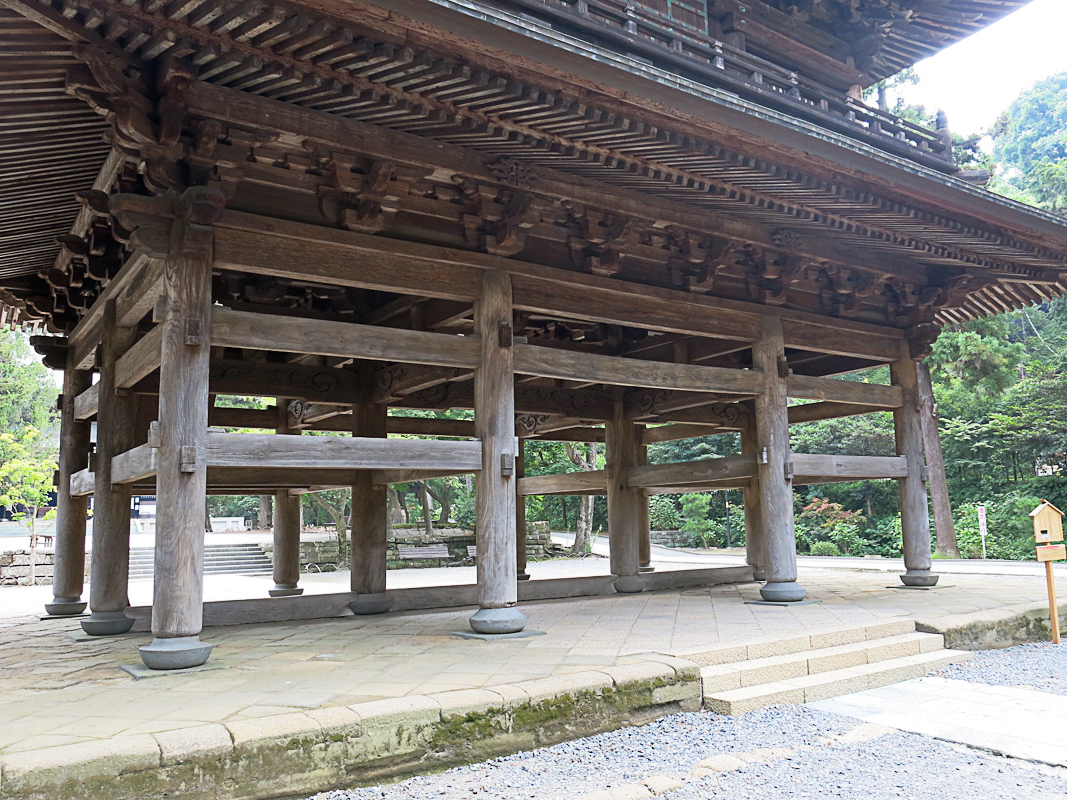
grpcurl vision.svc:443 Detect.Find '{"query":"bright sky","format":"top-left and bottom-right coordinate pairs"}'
top-left (897, 0), bottom-right (1067, 136)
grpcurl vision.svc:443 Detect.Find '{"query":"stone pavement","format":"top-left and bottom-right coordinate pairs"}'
top-left (810, 676), bottom-right (1067, 768)
top-left (0, 565), bottom-right (1060, 758)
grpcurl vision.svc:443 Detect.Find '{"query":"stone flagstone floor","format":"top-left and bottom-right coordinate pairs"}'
top-left (0, 565), bottom-right (1059, 756)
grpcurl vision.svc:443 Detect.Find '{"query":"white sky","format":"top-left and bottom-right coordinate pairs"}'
top-left (897, 0), bottom-right (1067, 136)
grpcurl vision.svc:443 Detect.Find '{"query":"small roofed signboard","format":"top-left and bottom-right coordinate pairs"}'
top-left (1030, 500), bottom-right (1064, 645)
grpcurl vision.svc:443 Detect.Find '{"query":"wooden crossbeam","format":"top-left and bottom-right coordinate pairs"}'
top-left (517, 470), bottom-right (608, 496)
top-left (513, 344), bottom-right (762, 395)
top-left (70, 468), bottom-right (94, 497)
top-left (211, 307), bottom-right (482, 369)
top-left (114, 325), bottom-right (161, 389)
top-left (628, 454), bottom-right (756, 488)
top-left (791, 453), bottom-right (909, 483)
top-left (788, 400), bottom-right (894, 424)
top-left (786, 375), bottom-right (903, 407)
top-left (73, 383), bottom-right (99, 420)
top-left (371, 468), bottom-right (477, 485)
top-left (114, 257), bottom-right (164, 328)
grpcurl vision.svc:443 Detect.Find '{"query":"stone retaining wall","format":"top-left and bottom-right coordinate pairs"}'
top-left (0, 550), bottom-right (55, 586)
top-left (650, 530), bottom-right (691, 549)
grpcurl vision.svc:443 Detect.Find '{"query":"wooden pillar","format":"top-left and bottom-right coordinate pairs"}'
top-left (349, 390), bottom-right (391, 615)
top-left (892, 343), bottom-right (938, 587)
top-left (516, 437), bottom-right (529, 580)
top-left (637, 431), bottom-right (654, 573)
top-left (470, 270), bottom-right (526, 634)
top-left (607, 397), bottom-right (643, 593)
top-left (81, 302), bottom-right (138, 635)
top-left (918, 361), bottom-right (959, 558)
top-left (270, 402), bottom-right (303, 597)
top-left (753, 317), bottom-right (804, 602)
top-left (740, 420), bottom-right (766, 580)
top-left (138, 187), bottom-right (223, 670)
top-left (46, 361), bottom-right (92, 616)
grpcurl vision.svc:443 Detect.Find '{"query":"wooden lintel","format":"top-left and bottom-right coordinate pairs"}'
top-left (513, 344), bottom-right (762, 394)
top-left (791, 453), bottom-right (909, 483)
top-left (211, 307), bottom-right (482, 369)
top-left (788, 400), bottom-right (893, 424)
top-left (786, 375), bottom-right (903, 407)
top-left (205, 432), bottom-right (482, 471)
top-left (517, 470), bottom-right (608, 496)
top-left (70, 467), bottom-right (95, 497)
top-left (371, 467), bottom-right (477, 485)
top-left (73, 383), bottom-right (99, 420)
top-left (371, 363), bottom-right (473, 404)
top-left (115, 258), bottom-right (165, 328)
top-left (628, 454), bottom-right (757, 489)
top-left (641, 423), bottom-right (726, 445)
top-left (111, 443), bottom-right (158, 485)
top-left (114, 325), bottom-right (162, 390)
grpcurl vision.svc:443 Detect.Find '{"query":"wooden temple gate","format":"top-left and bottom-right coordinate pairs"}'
top-left (2, 0), bottom-right (1065, 669)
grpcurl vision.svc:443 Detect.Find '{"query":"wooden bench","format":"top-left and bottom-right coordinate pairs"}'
top-left (397, 544), bottom-right (450, 562)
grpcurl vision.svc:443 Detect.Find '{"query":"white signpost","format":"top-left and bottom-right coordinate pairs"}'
top-left (977, 504), bottom-right (988, 559)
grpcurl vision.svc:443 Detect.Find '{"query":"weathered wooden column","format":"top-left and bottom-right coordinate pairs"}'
top-left (637, 430), bottom-right (654, 573)
top-left (138, 187), bottom-right (223, 670)
top-left (892, 342), bottom-right (939, 587)
top-left (753, 317), bottom-right (804, 602)
top-left (740, 419), bottom-right (766, 581)
top-left (607, 396), bottom-right (643, 593)
top-left (471, 270), bottom-right (526, 633)
top-left (270, 402), bottom-right (303, 597)
top-left (349, 387), bottom-right (391, 615)
top-left (918, 361), bottom-right (959, 558)
top-left (46, 359), bottom-right (92, 616)
top-left (81, 302), bottom-right (138, 635)
top-left (516, 437), bottom-right (529, 581)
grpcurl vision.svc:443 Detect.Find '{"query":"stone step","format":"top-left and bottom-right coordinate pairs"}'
top-left (699, 631), bottom-right (945, 692)
top-left (704, 649), bottom-right (973, 715)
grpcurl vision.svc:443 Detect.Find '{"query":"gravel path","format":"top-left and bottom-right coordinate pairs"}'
top-left (931, 642), bottom-right (1067, 696)
top-left (311, 703), bottom-right (1067, 800)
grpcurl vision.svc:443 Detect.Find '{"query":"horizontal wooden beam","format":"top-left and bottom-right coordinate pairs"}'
top-left (69, 251), bottom-right (157, 370)
top-left (114, 257), bottom-right (165, 328)
top-left (628, 454), bottom-right (756, 488)
top-left (787, 400), bottom-right (893, 424)
top-left (517, 470), bottom-right (608, 497)
top-left (791, 453), bottom-right (909, 483)
top-left (114, 325), bottom-right (161, 390)
top-left (513, 344), bottom-right (762, 395)
top-left (111, 443), bottom-right (158, 485)
top-left (70, 468), bottom-right (94, 497)
top-left (371, 468), bottom-right (476, 485)
top-left (786, 375), bottom-right (903, 407)
top-left (73, 383), bottom-right (99, 420)
top-left (641, 423), bottom-right (727, 445)
top-left (211, 308), bottom-right (481, 369)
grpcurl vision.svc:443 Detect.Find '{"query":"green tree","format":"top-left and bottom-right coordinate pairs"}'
top-left (0, 427), bottom-right (57, 586)
top-left (679, 493), bottom-right (713, 548)
top-left (0, 331), bottom-right (57, 435)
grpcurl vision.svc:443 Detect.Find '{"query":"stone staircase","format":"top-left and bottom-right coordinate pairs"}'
top-left (673, 619), bottom-right (973, 715)
top-left (127, 544), bottom-right (273, 580)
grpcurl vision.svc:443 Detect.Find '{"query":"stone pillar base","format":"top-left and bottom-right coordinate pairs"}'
top-left (139, 636), bottom-right (213, 670)
top-left (900, 569), bottom-right (939, 587)
top-left (760, 581), bottom-right (806, 602)
top-left (349, 593), bottom-right (393, 615)
top-left (613, 575), bottom-right (645, 594)
top-left (269, 584), bottom-right (304, 597)
top-left (469, 607), bottom-right (527, 635)
top-left (45, 597), bottom-right (86, 616)
top-left (81, 610), bottom-right (135, 636)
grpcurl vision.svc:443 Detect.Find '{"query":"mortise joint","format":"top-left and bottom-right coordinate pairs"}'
top-left (777, 355), bottom-right (790, 379)
top-left (501, 452), bottom-right (515, 477)
top-left (498, 320), bottom-right (513, 348)
top-left (152, 295), bottom-right (168, 324)
top-left (784, 461), bottom-right (794, 480)
top-left (180, 445), bottom-right (199, 472)
top-left (184, 319), bottom-right (203, 346)
top-left (147, 421), bottom-right (161, 450)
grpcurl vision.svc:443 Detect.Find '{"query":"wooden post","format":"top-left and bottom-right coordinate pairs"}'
top-left (46, 361), bottom-right (92, 616)
top-left (892, 342), bottom-right (938, 587)
top-left (81, 301), bottom-right (138, 635)
top-left (270, 401), bottom-right (303, 597)
top-left (139, 187), bottom-right (224, 670)
top-left (1047, 561), bottom-right (1061, 645)
top-left (607, 396), bottom-right (643, 593)
top-left (740, 420), bottom-right (766, 581)
top-left (349, 388), bottom-right (391, 615)
top-left (516, 437), bottom-right (529, 580)
top-left (918, 361), bottom-right (959, 558)
top-left (753, 317), bottom-right (804, 602)
top-left (637, 430), bottom-right (654, 573)
top-left (470, 270), bottom-right (526, 633)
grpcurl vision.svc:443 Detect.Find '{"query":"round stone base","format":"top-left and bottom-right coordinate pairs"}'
top-left (269, 585), bottom-right (304, 597)
top-left (613, 575), bottom-right (645, 594)
top-left (469, 606), bottom-right (527, 635)
top-left (81, 610), bottom-right (135, 636)
top-left (139, 636), bottom-right (213, 670)
top-left (349, 593), bottom-right (393, 615)
top-left (900, 570), bottom-right (939, 587)
top-left (760, 581), bottom-right (807, 602)
top-left (45, 597), bottom-right (86, 616)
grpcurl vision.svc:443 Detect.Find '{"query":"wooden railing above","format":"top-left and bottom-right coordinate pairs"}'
top-left (489, 0), bottom-right (956, 171)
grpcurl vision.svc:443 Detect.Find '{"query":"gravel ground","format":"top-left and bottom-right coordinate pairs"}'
top-left (310, 704), bottom-right (1067, 800)
top-left (931, 642), bottom-right (1067, 695)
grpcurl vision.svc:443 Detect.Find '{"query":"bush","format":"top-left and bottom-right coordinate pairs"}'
top-left (680, 493), bottom-right (714, 548)
top-left (810, 541), bottom-right (841, 557)
top-left (796, 497), bottom-right (869, 555)
top-left (649, 495), bottom-right (681, 531)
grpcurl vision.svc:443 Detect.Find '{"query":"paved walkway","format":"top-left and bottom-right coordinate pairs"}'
top-left (0, 564), bottom-right (1059, 756)
top-left (811, 676), bottom-right (1067, 767)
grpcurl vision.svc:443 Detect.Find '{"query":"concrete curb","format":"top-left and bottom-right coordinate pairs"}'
top-left (916, 600), bottom-right (1067, 650)
top-left (0, 658), bottom-right (702, 800)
